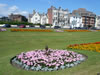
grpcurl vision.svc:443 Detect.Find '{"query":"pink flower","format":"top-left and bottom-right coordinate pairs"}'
top-left (23, 60), bottom-right (27, 64)
top-left (56, 64), bottom-right (60, 67)
top-left (16, 49), bottom-right (84, 68)
top-left (30, 62), bottom-right (33, 65)
top-left (26, 61), bottom-right (31, 66)
top-left (73, 58), bottom-right (77, 61)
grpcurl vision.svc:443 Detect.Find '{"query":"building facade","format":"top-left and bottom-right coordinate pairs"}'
top-left (40, 13), bottom-right (48, 25)
top-left (47, 6), bottom-right (70, 28)
top-left (9, 13), bottom-right (28, 22)
top-left (95, 16), bottom-right (100, 29)
top-left (69, 13), bottom-right (83, 29)
top-left (28, 10), bottom-right (48, 25)
top-left (72, 8), bottom-right (96, 28)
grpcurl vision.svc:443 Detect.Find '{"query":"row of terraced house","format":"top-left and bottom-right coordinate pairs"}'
top-left (28, 6), bottom-right (100, 29)
top-left (1, 6), bottom-right (100, 29)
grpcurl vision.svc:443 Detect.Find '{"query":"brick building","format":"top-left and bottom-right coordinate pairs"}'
top-left (9, 13), bottom-right (28, 22)
top-left (47, 6), bottom-right (70, 28)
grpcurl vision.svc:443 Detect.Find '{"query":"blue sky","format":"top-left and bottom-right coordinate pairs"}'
top-left (0, 0), bottom-right (100, 17)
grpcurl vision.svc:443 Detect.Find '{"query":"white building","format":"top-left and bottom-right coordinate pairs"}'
top-left (48, 6), bottom-right (70, 28)
top-left (28, 10), bottom-right (48, 25)
top-left (69, 13), bottom-right (83, 29)
top-left (95, 16), bottom-right (100, 29)
top-left (40, 13), bottom-right (48, 25)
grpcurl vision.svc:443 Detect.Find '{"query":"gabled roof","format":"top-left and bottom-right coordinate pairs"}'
top-left (29, 11), bottom-right (48, 18)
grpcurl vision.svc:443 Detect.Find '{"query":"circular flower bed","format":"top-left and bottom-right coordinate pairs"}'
top-left (11, 49), bottom-right (86, 71)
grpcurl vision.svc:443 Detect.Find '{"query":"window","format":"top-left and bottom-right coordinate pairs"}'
top-left (56, 17), bottom-right (57, 20)
top-left (35, 17), bottom-right (37, 20)
top-left (54, 12), bottom-right (57, 15)
top-left (55, 13), bottom-right (57, 15)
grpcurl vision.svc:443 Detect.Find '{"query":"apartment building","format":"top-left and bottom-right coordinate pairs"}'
top-left (72, 8), bottom-right (96, 28)
top-left (47, 6), bottom-right (70, 28)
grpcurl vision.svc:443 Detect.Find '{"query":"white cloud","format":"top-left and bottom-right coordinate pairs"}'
top-left (8, 5), bottom-right (19, 12)
top-left (0, 3), bottom-right (29, 17)
top-left (0, 4), bottom-right (7, 7)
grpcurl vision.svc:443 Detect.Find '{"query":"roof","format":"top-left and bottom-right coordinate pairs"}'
top-left (72, 8), bottom-right (96, 17)
top-left (29, 11), bottom-right (48, 18)
top-left (69, 13), bottom-right (81, 17)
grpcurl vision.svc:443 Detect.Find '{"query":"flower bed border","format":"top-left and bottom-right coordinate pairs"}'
top-left (11, 29), bottom-right (53, 32)
top-left (10, 49), bottom-right (87, 71)
top-left (64, 30), bottom-right (91, 32)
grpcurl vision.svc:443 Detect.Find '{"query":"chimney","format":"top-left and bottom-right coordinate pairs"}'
top-left (33, 10), bottom-right (36, 14)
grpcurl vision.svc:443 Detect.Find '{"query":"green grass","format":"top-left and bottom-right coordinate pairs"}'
top-left (0, 29), bottom-right (100, 75)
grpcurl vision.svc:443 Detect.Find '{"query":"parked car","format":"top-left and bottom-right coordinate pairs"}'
top-left (90, 27), bottom-right (97, 30)
top-left (19, 25), bottom-right (26, 28)
top-left (29, 25), bottom-right (35, 27)
top-left (3, 24), bottom-right (11, 28)
top-left (82, 27), bottom-right (88, 29)
top-left (11, 25), bottom-right (18, 28)
top-left (54, 26), bottom-right (61, 29)
top-left (74, 27), bottom-right (83, 29)
top-left (40, 25), bottom-right (46, 29)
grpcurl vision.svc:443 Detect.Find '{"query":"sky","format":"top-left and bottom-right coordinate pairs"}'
top-left (0, 0), bottom-right (100, 17)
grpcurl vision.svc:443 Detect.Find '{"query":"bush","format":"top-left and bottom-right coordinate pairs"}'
top-left (0, 21), bottom-right (33, 25)
top-left (44, 24), bottom-right (52, 26)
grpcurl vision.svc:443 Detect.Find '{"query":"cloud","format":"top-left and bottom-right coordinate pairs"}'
top-left (8, 5), bottom-right (19, 12)
top-left (0, 4), bottom-right (7, 7)
top-left (0, 3), bottom-right (29, 17)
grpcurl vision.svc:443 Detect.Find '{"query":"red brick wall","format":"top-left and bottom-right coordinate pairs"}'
top-left (47, 8), bottom-right (52, 24)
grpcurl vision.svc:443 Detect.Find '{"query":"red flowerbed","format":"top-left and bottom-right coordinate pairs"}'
top-left (64, 30), bottom-right (91, 32)
top-left (11, 29), bottom-right (53, 32)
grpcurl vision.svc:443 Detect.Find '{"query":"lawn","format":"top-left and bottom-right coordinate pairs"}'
top-left (0, 29), bottom-right (100, 75)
